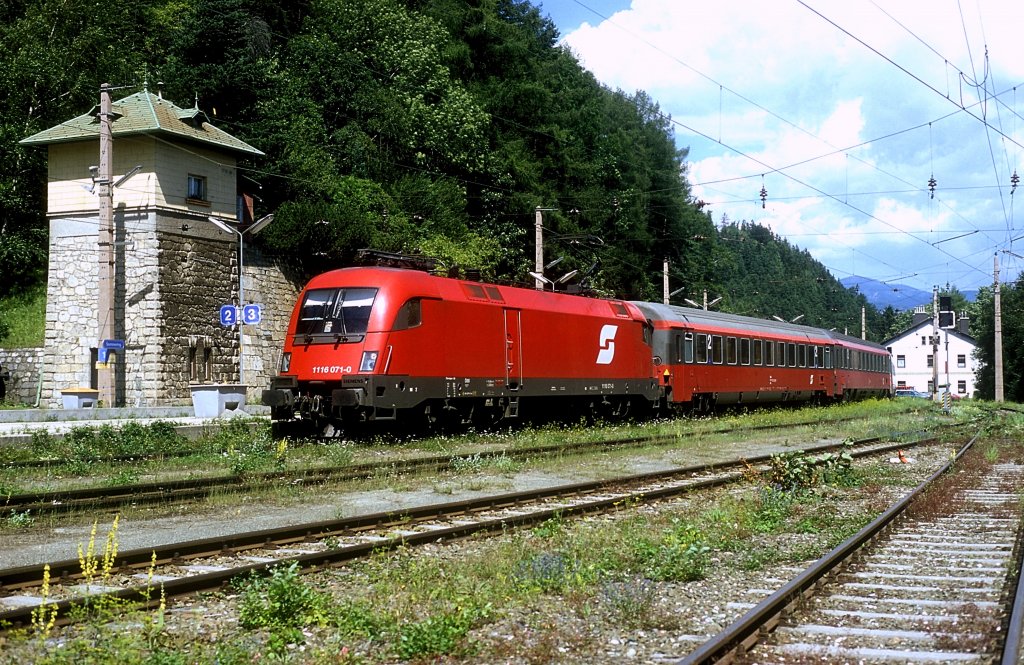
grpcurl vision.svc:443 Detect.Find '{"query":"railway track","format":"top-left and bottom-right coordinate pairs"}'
top-left (0, 435), bottom-right (930, 631)
top-left (680, 432), bottom-right (1024, 664)
top-left (0, 412), bottom-right (874, 471)
top-left (1, 418), bottom-right (935, 517)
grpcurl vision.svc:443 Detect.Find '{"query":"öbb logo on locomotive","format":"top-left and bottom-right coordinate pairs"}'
top-left (261, 264), bottom-right (893, 432)
top-left (596, 324), bottom-right (618, 365)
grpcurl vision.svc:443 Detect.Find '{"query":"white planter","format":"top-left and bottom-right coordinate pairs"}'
top-left (61, 388), bottom-right (99, 409)
top-left (189, 384), bottom-right (248, 418)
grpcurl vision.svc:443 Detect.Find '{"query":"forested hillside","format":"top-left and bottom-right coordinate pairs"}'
top-left (1, 0), bottom-right (887, 340)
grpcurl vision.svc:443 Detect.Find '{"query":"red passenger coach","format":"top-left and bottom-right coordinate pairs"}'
top-left (632, 303), bottom-right (892, 413)
top-left (263, 267), bottom-right (662, 432)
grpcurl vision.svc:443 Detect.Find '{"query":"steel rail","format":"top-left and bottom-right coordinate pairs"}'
top-left (1, 413), bottom-right (846, 470)
top-left (1, 416), bottom-right (920, 516)
top-left (0, 435), bottom-right (935, 630)
top-left (677, 431), bottom-right (980, 665)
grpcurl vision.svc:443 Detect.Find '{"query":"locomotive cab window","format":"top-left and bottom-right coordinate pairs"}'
top-left (296, 287), bottom-right (377, 338)
top-left (393, 298), bottom-right (423, 331)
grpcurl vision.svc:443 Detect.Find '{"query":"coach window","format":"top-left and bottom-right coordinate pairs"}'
top-left (765, 340), bottom-right (774, 366)
top-left (684, 333), bottom-right (694, 363)
top-left (753, 340), bottom-right (763, 365)
top-left (712, 335), bottom-right (724, 364)
top-left (726, 337), bottom-right (737, 365)
top-left (739, 338), bottom-right (751, 365)
top-left (695, 333), bottom-right (708, 363)
top-left (797, 344), bottom-right (806, 368)
top-left (824, 346), bottom-right (831, 368)
top-left (786, 343), bottom-right (796, 367)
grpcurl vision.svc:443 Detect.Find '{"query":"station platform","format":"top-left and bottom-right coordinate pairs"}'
top-left (0, 405), bottom-right (269, 447)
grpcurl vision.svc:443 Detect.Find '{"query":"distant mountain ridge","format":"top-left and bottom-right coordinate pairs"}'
top-left (840, 276), bottom-right (978, 311)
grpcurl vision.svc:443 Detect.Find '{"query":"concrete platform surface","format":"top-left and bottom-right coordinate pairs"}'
top-left (0, 405), bottom-right (269, 446)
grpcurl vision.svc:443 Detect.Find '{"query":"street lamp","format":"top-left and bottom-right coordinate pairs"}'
top-left (207, 213), bottom-right (274, 384)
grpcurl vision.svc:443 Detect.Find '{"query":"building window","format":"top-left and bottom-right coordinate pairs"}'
top-left (187, 174), bottom-right (207, 201)
top-left (957, 354), bottom-right (966, 368)
top-left (926, 354), bottom-right (933, 368)
top-left (896, 355), bottom-right (906, 368)
top-left (897, 381), bottom-right (907, 388)
top-left (957, 380), bottom-right (967, 394)
top-left (921, 336), bottom-right (927, 346)
top-left (927, 380), bottom-right (934, 392)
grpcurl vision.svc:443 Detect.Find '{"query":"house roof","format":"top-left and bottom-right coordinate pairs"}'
top-left (19, 90), bottom-right (264, 157)
top-left (881, 317), bottom-right (976, 348)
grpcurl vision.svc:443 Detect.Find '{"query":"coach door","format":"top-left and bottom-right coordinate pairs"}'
top-left (504, 309), bottom-right (522, 390)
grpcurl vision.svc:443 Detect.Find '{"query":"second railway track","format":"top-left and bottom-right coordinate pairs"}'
top-left (0, 435), bottom-right (935, 631)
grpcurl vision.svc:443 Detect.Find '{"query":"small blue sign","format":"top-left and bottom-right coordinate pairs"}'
top-left (101, 339), bottom-right (125, 350)
top-left (220, 305), bottom-right (238, 326)
top-left (242, 304), bottom-right (262, 325)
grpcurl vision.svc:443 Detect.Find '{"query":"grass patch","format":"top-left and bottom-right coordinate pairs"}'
top-left (0, 282), bottom-right (45, 348)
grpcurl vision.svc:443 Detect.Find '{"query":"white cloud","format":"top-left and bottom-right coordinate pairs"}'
top-left (560, 0), bottom-right (1024, 292)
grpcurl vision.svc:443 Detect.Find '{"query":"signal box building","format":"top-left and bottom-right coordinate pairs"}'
top-left (19, 88), bottom-right (300, 407)
top-left (882, 309), bottom-right (977, 398)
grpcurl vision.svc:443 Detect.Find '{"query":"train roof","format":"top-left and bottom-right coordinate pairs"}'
top-left (303, 266), bottom-right (649, 322)
top-left (631, 302), bottom-right (888, 352)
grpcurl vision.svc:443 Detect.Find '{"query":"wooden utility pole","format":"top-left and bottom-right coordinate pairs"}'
top-left (931, 285), bottom-right (939, 400)
top-left (995, 253), bottom-right (1004, 402)
top-left (663, 258), bottom-right (669, 304)
top-left (97, 83), bottom-right (116, 407)
top-left (534, 207), bottom-right (544, 290)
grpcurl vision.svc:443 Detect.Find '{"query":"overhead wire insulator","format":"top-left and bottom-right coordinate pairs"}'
top-left (1012, 170), bottom-right (1020, 195)
top-left (927, 176), bottom-right (937, 199)
top-left (759, 175), bottom-right (767, 208)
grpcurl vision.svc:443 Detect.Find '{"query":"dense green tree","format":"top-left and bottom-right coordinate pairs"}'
top-left (1, 0), bottom-right (887, 347)
top-left (970, 281), bottom-right (1024, 400)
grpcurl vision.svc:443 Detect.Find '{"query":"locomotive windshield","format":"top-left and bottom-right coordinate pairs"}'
top-left (296, 287), bottom-right (377, 336)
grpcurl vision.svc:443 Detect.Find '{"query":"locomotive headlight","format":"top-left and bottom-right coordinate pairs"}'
top-left (359, 350), bottom-right (379, 373)
top-left (279, 352), bottom-right (291, 373)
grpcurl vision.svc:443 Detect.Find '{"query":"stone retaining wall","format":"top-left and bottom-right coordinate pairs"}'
top-left (0, 347), bottom-right (43, 406)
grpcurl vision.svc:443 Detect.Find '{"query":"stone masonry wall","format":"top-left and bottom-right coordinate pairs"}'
top-left (0, 347), bottom-right (43, 406)
top-left (40, 215), bottom-right (304, 407)
top-left (243, 249), bottom-right (304, 394)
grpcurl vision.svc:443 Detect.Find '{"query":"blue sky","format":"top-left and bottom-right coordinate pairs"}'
top-left (537, 1), bottom-right (1024, 304)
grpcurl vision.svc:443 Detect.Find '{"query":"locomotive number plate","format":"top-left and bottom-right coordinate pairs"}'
top-left (311, 365), bottom-right (352, 374)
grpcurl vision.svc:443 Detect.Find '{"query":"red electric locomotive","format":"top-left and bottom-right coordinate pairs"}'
top-left (262, 266), bottom-right (662, 432)
top-left (632, 303), bottom-right (892, 413)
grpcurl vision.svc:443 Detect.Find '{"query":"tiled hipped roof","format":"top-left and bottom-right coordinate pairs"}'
top-left (20, 90), bottom-right (264, 157)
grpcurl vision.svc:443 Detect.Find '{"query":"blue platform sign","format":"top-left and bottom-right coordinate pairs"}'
top-left (101, 339), bottom-right (125, 350)
top-left (219, 305), bottom-right (239, 326)
top-left (242, 304), bottom-right (262, 325)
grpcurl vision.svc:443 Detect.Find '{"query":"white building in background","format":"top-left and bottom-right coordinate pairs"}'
top-left (882, 309), bottom-right (978, 398)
